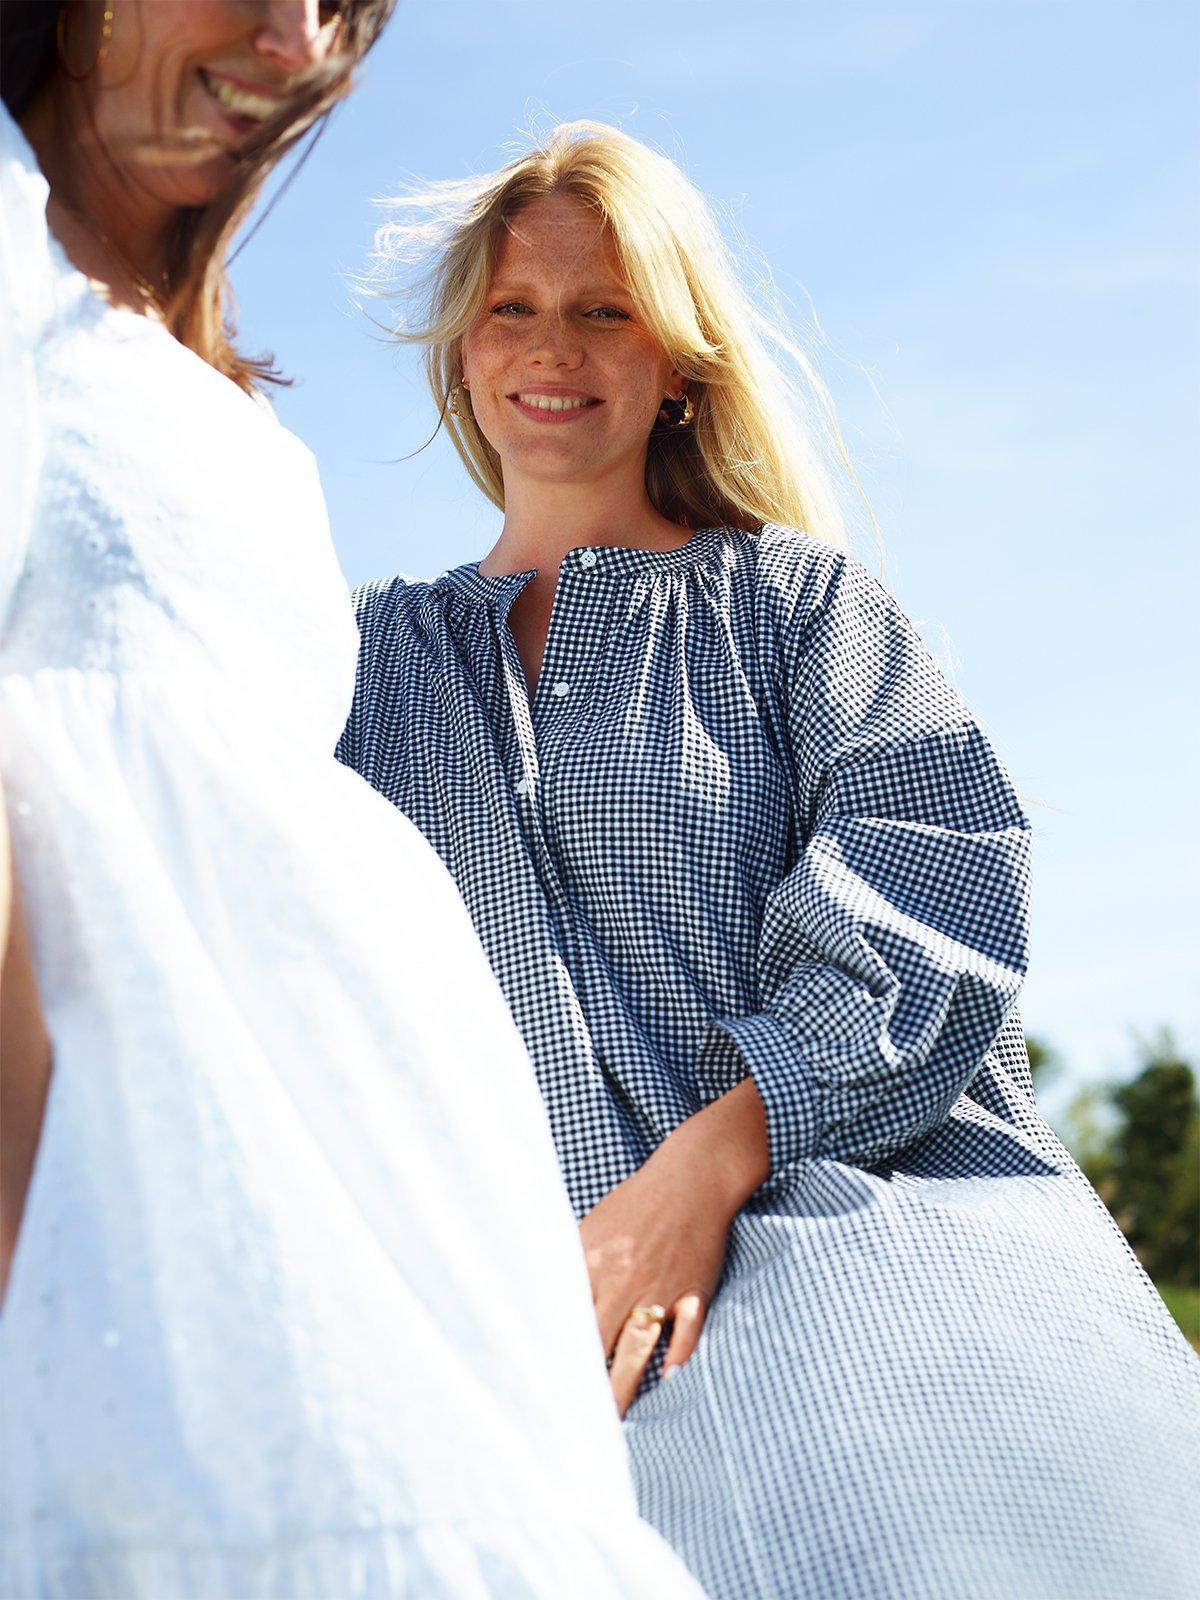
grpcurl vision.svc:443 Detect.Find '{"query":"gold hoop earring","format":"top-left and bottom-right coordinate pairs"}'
top-left (57, 4), bottom-right (115, 83)
top-left (657, 391), bottom-right (695, 428)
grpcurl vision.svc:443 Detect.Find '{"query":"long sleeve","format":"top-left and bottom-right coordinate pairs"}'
top-left (0, 107), bottom-right (54, 641)
top-left (696, 546), bottom-right (1032, 1174)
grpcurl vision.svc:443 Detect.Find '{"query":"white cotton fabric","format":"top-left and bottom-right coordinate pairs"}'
top-left (0, 105), bottom-right (705, 1600)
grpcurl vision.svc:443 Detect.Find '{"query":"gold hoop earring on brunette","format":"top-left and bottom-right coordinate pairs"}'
top-left (57, 4), bottom-right (115, 83)
top-left (657, 391), bottom-right (695, 428)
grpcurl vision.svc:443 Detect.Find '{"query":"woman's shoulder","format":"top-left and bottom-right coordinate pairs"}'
top-left (1, 100), bottom-right (49, 224)
top-left (718, 523), bottom-right (869, 629)
top-left (0, 102), bottom-right (58, 339)
top-left (348, 571), bottom-right (449, 650)
top-left (718, 524), bottom-right (933, 685)
top-left (350, 569), bottom-right (432, 616)
top-left (728, 525), bottom-right (976, 738)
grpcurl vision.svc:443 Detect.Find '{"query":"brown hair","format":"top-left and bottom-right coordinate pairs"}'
top-left (1, 0), bottom-right (396, 392)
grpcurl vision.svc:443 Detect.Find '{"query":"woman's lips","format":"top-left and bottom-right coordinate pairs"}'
top-left (197, 67), bottom-right (282, 139)
top-left (507, 392), bottom-right (603, 424)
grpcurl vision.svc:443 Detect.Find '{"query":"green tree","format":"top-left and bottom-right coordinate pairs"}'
top-left (1102, 1032), bottom-right (1199, 1289)
top-left (1024, 1035), bottom-right (1060, 1093)
top-left (1061, 1029), bottom-right (1199, 1291)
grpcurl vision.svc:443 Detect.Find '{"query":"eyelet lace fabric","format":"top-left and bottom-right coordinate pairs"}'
top-left (0, 107), bottom-right (705, 1600)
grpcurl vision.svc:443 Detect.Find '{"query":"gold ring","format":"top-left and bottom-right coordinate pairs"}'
top-left (627, 1304), bottom-right (667, 1328)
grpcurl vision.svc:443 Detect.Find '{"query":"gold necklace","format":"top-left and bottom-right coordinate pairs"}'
top-left (58, 198), bottom-right (170, 317)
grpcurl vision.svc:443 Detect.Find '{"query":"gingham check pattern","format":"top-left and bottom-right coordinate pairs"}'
top-left (340, 526), bottom-right (1200, 1599)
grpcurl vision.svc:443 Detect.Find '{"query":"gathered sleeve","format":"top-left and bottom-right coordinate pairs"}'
top-left (336, 577), bottom-right (416, 773)
top-left (0, 107), bottom-right (55, 640)
top-left (696, 543), bottom-right (1032, 1174)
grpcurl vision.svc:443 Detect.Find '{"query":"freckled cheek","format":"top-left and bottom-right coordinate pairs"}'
top-left (617, 371), bottom-right (670, 434)
top-left (462, 329), bottom-right (520, 401)
top-left (607, 343), bottom-right (671, 411)
top-left (459, 347), bottom-right (514, 452)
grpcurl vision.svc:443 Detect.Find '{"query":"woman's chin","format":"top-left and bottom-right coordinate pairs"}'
top-left (499, 435), bottom-right (610, 478)
top-left (120, 124), bottom-right (243, 210)
top-left (153, 154), bottom-right (240, 210)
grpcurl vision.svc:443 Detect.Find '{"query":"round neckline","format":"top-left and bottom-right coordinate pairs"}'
top-left (440, 526), bottom-right (733, 605)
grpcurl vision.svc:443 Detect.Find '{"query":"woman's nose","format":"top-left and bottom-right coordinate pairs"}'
top-left (253, 0), bottom-right (331, 75)
top-left (529, 316), bottom-right (583, 369)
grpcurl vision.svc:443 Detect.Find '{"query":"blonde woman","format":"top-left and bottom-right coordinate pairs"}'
top-left (340, 123), bottom-right (1200, 1599)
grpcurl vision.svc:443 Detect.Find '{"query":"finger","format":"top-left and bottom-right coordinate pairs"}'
top-left (662, 1292), bottom-right (707, 1378)
top-left (609, 1307), bottom-right (667, 1418)
top-left (596, 1297), bottom-right (631, 1361)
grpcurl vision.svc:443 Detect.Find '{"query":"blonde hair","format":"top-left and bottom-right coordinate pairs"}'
top-left (375, 122), bottom-right (874, 547)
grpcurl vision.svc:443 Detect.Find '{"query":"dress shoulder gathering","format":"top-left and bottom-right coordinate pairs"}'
top-left (0, 106), bottom-right (705, 1600)
top-left (342, 525), bottom-right (1200, 1599)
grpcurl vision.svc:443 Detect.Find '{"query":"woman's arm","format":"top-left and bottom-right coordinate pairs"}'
top-left (0, 106), bottom-right (63, 1298)
top-left (696, 545), bottom-right (1032, 1175)
top-left (584, 541), bottom-right (1030, 1410)
top-left (1, 782), bottom-right (53, 1300)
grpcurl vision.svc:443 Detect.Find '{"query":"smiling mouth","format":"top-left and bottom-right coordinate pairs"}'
top-left (509, 391), bottom-right (602, 422)
top-left (198, 68), bottom-right (286, 133)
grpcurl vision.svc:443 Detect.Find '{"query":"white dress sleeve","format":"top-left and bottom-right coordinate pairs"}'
top-left (0, 106), bottom-right (55, 637)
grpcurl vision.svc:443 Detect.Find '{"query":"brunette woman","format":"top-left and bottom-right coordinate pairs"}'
top-left (0, 9), bottom-right (707, 1596)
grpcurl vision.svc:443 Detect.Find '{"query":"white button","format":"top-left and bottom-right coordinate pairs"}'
top-left (579, 550), bottom-right (598, 569)
top-left (515, 777), bottom-right (529, 797)
top-left (552, 680), bottom-right (570, 697)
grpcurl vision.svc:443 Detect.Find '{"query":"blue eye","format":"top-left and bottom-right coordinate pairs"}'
top-left (488, 302), bottom-right (630, 321)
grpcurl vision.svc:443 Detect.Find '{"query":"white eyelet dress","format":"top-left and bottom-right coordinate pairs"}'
top-left (0, 107), bottom-right (708, 1600)
top-left (340, 528), bottom-right (1200, 1600)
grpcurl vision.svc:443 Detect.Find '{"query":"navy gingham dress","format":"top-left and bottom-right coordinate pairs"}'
top-left (339, 525), bottom-right (1200, 1600)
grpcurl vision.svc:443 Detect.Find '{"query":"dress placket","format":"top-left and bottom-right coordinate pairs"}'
top-left (528, 549), bottom-right (612, 737)
top-left (491, 565), bottom-right (585, 944)
top-left (495, 554), bottom-right (663, 1143)
top-left (496, 549), bottom-right (614, 881)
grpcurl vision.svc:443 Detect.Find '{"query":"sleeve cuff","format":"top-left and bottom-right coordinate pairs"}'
top-left (696, 1014), bottom-right (821, 1174)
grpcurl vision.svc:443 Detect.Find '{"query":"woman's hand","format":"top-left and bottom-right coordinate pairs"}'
top-left (579, 1077), bottom-right (770, 1416)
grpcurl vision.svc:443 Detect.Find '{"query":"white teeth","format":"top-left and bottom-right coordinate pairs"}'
top-left (519, 394), bottom-right (591, 411)
top-left (203, 71), bottom-right (281, 122)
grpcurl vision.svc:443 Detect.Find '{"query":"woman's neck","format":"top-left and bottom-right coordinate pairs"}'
top-left (21, 86), bottom-right (174, 285)
top-left (480, 474), bottom-right (692, 577)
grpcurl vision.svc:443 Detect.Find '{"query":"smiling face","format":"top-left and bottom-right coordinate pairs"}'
top-left (459, 193), bottom-right (685, 496)
top-left (72, 0), bottom-right (346, 208)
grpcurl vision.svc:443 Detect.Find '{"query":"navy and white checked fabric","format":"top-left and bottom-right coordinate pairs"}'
top-left (340, 526), bottom-right (1200, 1600)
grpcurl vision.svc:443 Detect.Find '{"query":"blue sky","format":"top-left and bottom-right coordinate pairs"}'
top-left (231, 0), bottom-right (1198, 1108)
